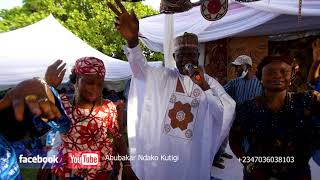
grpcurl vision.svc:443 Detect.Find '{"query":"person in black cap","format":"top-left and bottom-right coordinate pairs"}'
top-left (230, 55), bottom-right (320, 180)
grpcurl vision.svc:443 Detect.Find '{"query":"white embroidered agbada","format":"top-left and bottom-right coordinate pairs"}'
top-left (124, 46), bottom-right (236, 180)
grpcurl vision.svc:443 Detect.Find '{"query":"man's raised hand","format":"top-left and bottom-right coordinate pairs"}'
top-left (107, 0), bottom-right (139, 48)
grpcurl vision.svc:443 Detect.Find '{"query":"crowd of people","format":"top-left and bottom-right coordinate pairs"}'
top-left (1, 0), bottom-right (320, 179)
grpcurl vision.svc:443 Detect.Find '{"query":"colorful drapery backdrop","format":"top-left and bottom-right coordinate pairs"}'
top-left (204, 36), bottom-right (268, 85)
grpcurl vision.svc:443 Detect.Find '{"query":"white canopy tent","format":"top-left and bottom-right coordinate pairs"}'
top-left (0, 14), bottom-right (162, 89)
top-left (139, 0), bottom-right (320, 52)
top-left (137, 1), bottom-right (320, 179)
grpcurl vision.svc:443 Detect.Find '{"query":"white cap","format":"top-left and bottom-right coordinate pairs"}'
top-left (231, 55), bottom-right (252, 66)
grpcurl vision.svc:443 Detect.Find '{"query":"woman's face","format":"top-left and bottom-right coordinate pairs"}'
top-left (261, 61), bottom-right (292, 92)
top-left (76, 74), bottom-right (104, 103)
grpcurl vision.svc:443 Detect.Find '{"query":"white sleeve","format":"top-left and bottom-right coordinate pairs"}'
top-left (204, 74), bottom-right (236, 146)
top-left (123, 45), bottom-right (171, 81)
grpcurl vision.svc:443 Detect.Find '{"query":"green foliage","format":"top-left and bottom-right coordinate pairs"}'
top-left (0, 0), bottom-right (164, 61)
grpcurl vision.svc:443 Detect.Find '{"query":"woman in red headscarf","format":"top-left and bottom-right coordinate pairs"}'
top-left (41, 57), bottom-right (137, 180)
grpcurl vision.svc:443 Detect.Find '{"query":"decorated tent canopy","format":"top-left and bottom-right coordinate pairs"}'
top-left (139, 0), bottom-right (320, 52)
top-left (0, 14), bottom-right (162, 87)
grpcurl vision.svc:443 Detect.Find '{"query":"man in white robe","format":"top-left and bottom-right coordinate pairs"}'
top-left (108, 1), bottom-right (236, 179)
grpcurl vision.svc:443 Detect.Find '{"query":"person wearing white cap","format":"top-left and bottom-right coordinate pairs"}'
top-left (225, 55), bottom-right (263, 103)
top-left (230, 55), bottom-right (253, 78)
top-left (213, 55), bottom-right (263, 169)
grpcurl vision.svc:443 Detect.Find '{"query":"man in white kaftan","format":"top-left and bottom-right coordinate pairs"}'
top-left (125, 45), bottom-right (235, 180)
top-left (107, 1), bottom-right (236, 179)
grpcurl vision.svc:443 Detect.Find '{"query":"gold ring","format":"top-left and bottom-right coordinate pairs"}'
top-left (25, 95), bottom-right (38, 102)
top-left (38, 97), bottom-right (49, 103)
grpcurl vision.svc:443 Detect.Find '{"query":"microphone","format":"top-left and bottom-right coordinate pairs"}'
top-left (184, 63), bottom-right (201, 81)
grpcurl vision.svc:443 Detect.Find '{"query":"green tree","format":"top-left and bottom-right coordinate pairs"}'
top-left (0, 0), bottom-right (164, 61)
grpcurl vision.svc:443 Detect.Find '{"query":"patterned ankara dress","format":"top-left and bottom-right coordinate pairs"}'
top-left (51, 94), bottom-right (120, 180)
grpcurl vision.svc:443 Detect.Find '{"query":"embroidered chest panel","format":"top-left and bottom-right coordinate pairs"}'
top-left (163, 78), bottom-right (202, 140)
